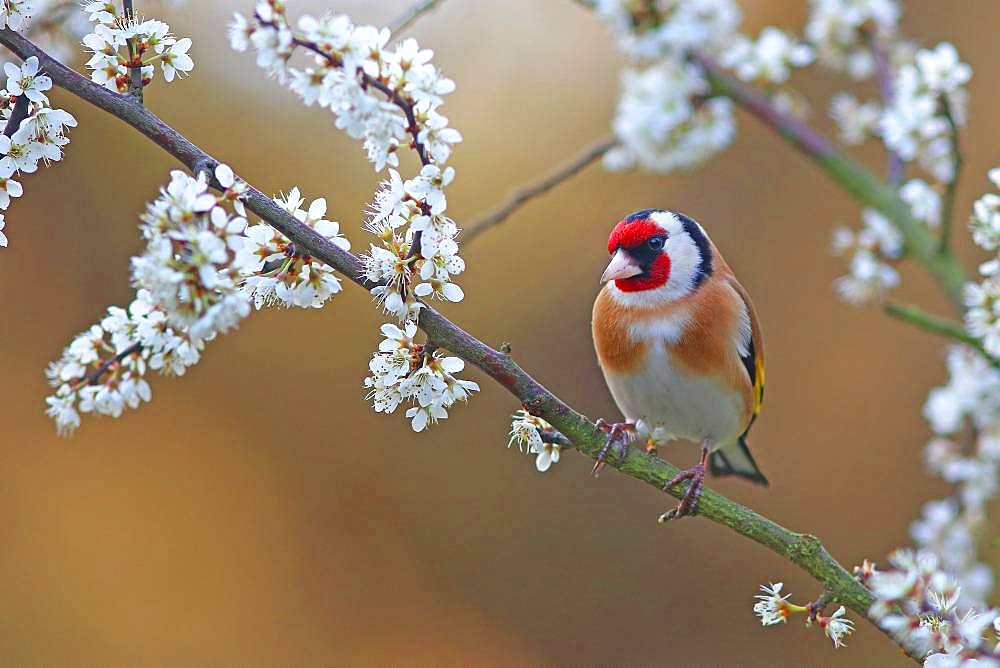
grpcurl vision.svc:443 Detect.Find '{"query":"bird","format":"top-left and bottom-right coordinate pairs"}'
top-left (591, 209), bottom-right (767, 521)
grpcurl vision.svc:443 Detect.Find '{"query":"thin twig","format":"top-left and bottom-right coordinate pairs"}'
top-left (122, 0), bottom-right (144, 103)
top-left (0, 27), bottom-right (895, 646)
top-left (389, 0), bottom-right (444, 34)
top-left (690, 50), bottom-right (968, 313)
top-left (866, 30), bottom-right (904, 185)
top-left (79, 342), bottom-right (144, 386)
top-left (885, 302), bottom-right (998, 368)
top-left (3, 94), bottom-right (28, 137)
top-left (463, 138), bottom-right (617, 243)
top-left (939, 96), bottom-right (963, 255)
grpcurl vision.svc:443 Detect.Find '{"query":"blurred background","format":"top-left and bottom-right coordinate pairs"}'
top-left (1, 0), bottom-right (997, 665)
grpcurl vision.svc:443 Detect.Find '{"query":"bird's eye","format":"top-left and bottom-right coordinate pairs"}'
top-left (647, 236), bottom-right (665, 251)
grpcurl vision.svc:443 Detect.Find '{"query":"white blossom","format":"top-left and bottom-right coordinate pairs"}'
top-left (901, 179), bottom-right (943, 228)
top-left (4, 56), bottom-right (50, 103)
top-left (605, 60), bottom-right (735, 173)
top-left (0, 0), bottom-right (34, 31)
top-left (719, 27), bottom-right (813, 85)
top-left (752, 582), bottom-right (793, 626)
top-left (806, 0), bottom-right (900, 79)
top-left (881, 43), bottom-right (971, 183)
top-left (508, 410), bottom-right (562, 472)
top-left (817, 606), bottom-right (854, 648)
top-left (830, 93), bottom-right (881, 145)
top-left (970, 169), bottom-right (1000, 252)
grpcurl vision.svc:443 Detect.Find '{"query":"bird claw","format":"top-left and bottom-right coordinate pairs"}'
top-left (658, 455), bottom-right (707, 523)
top-left (592, 419), bottom-right (635, 476)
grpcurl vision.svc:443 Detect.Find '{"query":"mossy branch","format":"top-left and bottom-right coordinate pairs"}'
top-left (886, 302), bottom-right (999, 368)
top-left (0, 27), bottom-right (917, 660)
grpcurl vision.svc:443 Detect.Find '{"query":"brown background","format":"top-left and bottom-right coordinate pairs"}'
top-left (1, 0), bottom-right (996, 665)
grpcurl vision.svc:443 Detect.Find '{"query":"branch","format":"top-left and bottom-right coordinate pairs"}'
top-left (866, 31), bottom-right (903, 185)
top-left (691, 51), bottom-right (968, 312)
top-left (79, 341), bottom-right (143, 386)
top-left (389, 0), bottom-right (445, 34)
top-left (885, 302), bottom-right (998, 369)
top-left (3, 27), bottom-right (891, 649)
top-left (462, 137), bottom-right (617, 243)
top-left (3, 93), bottom-right (28, 137)
top-left (939, 96), bottom-right (964, 255)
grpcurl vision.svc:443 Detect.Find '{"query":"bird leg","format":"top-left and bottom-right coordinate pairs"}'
top-left (658, 443), bottom-right (710, 522)
top-left (591, 419), bottom-right (635, 476)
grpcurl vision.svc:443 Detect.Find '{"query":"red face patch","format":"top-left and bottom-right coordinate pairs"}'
top-left (607, 216), bottom-right (671, 292)
top-left (607, 218), bottom-right (664, 253)
top-left (615, 254), bottom-right (671, 292)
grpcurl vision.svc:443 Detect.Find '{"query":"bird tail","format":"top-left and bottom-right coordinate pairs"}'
top-left (709, 436), bottom-right (768, 486)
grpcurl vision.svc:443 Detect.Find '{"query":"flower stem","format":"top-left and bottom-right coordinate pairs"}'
top-left (866, 30), bottom-right (904, 185)
top-left (939, 96), bottom-right (964, 255)
top-left (885, 302), bottom-right (999, 368)
top-left (389, 0), bottom-right (445, 34)
top-left (122, 0), bottom-right (144, 103)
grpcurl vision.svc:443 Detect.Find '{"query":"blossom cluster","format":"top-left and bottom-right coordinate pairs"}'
top-left (82, 0), bottom-right (194, 92)
top-left (752, 582), bottom-right (854, 648)
top-left (233, 2), bottom-right (475, 431)
top-left (46, 165), bottom-right (247, 435)
top-left (362, 165), bottom-right (464, 321)
top-left (719, 27), bottom-right (813, 86)
top-left (0, 1), bottom-right (187, 78)
top-left (830, 177), bottom-right (943, 306)
top-left (230, 3), bottom-right (460, 172)
top-left (363, 322), bottom-right (479, 431)
top-left (238, 187), bottom-right (350, 310)
top-left (594, 0), bottom-right (743, 173)
top-left (0, 55), bottom-right (76, 246)
top-left (866, 550), bottom-right (1000, 664)
top-left (880, 42), bottom-right (971, 183)
top-left (45, 289), bottom-right (199, 436)
top-left (964, 170), bottom-right (1000, 357)
top-left (915, 346), bottom-right (999, 611)
top-left (594, 0), bottom-right (827, 173)
top-left (830, 207), bottom-right (903, 305)
top-left (46, 164), bottom-right (356, 435)
top-left (231, 3), bottom-right (464, 323)
top-left (508, 410), bottom-right (562, 472)
top-left (805, 0), bottom-right (899, 80)
top-left (130, 167), bottom-right (251, 340)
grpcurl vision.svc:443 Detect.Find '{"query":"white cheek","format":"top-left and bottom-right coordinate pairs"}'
top-left (662, 236), bottom-right (700, 299)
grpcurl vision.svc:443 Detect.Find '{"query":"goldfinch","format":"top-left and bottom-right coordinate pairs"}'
top-left (591, 209), bottom-right (767, 521)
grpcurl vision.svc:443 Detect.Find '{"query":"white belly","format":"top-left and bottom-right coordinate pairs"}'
top-left (602, 343), bottom-right (744, 447)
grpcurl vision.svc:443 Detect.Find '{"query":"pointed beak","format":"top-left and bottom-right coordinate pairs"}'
top-left (600, 248), bottom-right (642, 283)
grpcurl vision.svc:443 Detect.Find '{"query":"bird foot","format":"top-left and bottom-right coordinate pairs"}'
top-left (658, 447), bottom-right (709, 522)
top-left (592, 419), bottom-right (635, 476)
